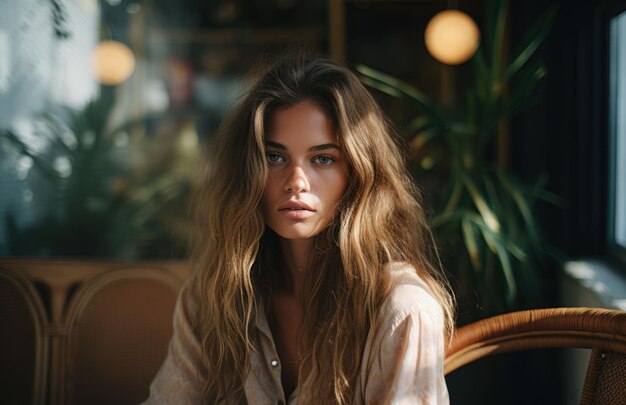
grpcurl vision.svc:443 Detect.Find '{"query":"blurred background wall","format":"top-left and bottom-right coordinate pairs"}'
top-left (1, 0), bottom-right (625, 317)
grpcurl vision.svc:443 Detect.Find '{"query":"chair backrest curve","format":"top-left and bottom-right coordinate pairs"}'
top-left (445, 307), bottom-right (626, 375)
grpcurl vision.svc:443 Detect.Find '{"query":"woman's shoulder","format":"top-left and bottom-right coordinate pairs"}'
top-left (378, 262), bottom-right (443, 329)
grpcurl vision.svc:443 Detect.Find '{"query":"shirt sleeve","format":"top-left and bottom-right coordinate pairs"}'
top-left (363, 290), bottom-right (449, 405)
top-left (141, 276), bottom-right (206, 404)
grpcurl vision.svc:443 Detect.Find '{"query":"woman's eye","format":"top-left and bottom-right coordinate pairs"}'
top-left (266, 152), bottom-right (285, 164)
top-left (313, 155), bottom-right (335, 165)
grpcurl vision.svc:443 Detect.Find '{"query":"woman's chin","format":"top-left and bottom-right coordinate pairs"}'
top-left (271, 225), bottom-right (321, 241)
top-left (275, 231), bottom-right (316, 241)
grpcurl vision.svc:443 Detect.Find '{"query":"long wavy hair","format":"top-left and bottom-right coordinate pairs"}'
top-left (190, 52), bottom-right (455, 403)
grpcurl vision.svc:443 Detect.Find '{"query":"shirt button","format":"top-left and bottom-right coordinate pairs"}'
top-left (270, 359), bottom-right (279, 367)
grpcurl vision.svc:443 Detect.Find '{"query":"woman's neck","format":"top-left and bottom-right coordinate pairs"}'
top-left (278, 238), bottom-right (314, 297)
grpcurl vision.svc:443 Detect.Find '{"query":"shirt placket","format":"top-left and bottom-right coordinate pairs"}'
top-left (252, 298), bottom-right (287, 405)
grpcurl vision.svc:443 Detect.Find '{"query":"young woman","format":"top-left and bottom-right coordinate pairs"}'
top-left (144, 53), bottom-right (455, 404)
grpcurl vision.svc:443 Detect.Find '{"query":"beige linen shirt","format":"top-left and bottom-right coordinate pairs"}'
top-left (143, 262), bottom-right (449, 404)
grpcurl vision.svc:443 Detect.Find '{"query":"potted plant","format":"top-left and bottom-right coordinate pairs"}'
top-left (357, 0), bottom-right (561, 321)
top-left (3, 88), bottom-right (198, 259)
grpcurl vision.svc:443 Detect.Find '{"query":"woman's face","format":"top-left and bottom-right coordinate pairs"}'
top-left (262, 100), bottom-right (349, 240)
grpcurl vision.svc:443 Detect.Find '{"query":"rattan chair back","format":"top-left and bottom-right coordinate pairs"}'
top-left (61, 266), bottom-right (181, 405)
top-left (444, 307), bottom-right (626, 405)
top-left (0, 267), bottom-right (48, 405)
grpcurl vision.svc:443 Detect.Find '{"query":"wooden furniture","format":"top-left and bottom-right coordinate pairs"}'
top-left (0, 259), bottom-right (189, 405)
top-left (445, 307), bottom-right (626, 404)
top-left (4, 259), bottom-right (626, 404)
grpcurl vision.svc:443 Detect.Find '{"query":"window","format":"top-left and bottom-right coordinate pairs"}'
top-left (0, 1), bottom-right (329, 259)
top-left (609, 8), bottom-right (626, 260)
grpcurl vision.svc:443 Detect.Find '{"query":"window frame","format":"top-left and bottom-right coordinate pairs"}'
top-left (606, 3), bottom-right (626, 267)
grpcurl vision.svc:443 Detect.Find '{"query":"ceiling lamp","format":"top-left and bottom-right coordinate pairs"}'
top-left (91, 40), bottom-right (136, 85)
top-left (424, 10), bottom-right (480, 65)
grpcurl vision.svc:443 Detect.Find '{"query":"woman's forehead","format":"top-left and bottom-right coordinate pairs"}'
top-left (266, 101), bottom-right (337, 146)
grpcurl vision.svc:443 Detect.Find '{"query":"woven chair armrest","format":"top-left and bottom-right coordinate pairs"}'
top-left (445, 307), bottom-right (626, 374)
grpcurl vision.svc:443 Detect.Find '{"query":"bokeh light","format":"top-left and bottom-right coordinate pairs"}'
top-left (91, 40), bottom-right (136, 85)
top-left (424, 10), bottom-right (480, 65)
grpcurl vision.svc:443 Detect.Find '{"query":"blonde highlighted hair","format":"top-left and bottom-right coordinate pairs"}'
top-left (190, 51), bottom-right (455, 403)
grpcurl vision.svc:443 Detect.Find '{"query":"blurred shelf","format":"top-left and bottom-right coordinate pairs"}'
top-left (147, 27), bottom-right (325, 45)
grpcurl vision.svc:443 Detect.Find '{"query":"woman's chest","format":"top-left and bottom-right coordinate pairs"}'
top-left (269, 293), bottom-right (303, 394)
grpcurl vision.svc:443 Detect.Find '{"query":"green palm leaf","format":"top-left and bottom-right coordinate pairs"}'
top-left (356, 65), bottom-right (442, 121)
top-left (495, 170), bottom-right (542, 252)
top-left (463, 174), bottom-right (501, 233)
top-left (492, 238), bottom-right (517, 305)
top-left (504, 4), bottom-right (558, 82)
top-left (490, 0), bottom-right (508, 84)
top-left (462, 219), bottom-right (482, 271)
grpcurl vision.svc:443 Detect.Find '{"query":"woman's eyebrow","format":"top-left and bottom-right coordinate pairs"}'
top-left (265, 140), bottom-right (287, 150)
top-left (265, 140), bottom-right (341, 152)
top-left (309, 143), bottom-right (341, 152)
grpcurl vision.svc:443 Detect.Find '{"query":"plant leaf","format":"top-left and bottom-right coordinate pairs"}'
top-left (462, 219), bottom-right (482, 272)
top-left (472, 46), bottom-right (491, 103)
top-left (463, 175), bottom-right (501, 233)
top-left (529, 174), bottom-right (565, 206)
top-left (504, 4), bottom-right (558, 82)
top-left (496, 170), bottom-right (542, 252)
top-left (490, 0), bottom-right (508, 84)
top-left (492, 238), bottom-right (517, 305)
top-left (407, 115), bottom-right (431, 133)
top-left (462, 211), bottom-right (527, 261)
top-left (409, 130), bottom-right (437, 154)
top-left (2, 130), bottom-right (62, 182)
top-left (441, 171), bottom-right (464, 216)
top-left (495, 60), bottom-right (546, 124)
top-left (356, 65), bottom-right (443, 121)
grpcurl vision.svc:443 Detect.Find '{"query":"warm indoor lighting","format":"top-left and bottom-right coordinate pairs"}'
top-left (91, 40), bottom-right (135, 85)
top-left (424, 10), bottom-right (480, 65)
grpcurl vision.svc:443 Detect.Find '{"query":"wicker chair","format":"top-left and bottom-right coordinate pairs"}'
top-left (0, 267), bottom-right (48, 405)
top-left (61, 266), bottom-right (182, 405)
top-left (444, 308), bottom-right (626, 404)
top-left (0, 260), bottom-right (189, 405)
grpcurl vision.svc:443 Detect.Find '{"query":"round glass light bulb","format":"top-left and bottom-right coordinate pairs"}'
top-left (91, 40), bottom-right (136, 85)
top-left (424, 10), bottom-right (480, 65)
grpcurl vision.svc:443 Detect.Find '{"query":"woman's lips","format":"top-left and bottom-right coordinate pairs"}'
top-left (278, 207), bottom-right (315, 220)
top-left (278, 200), bottom-right (316, 220)
top-left (278, 200), bottom-right (315, 211)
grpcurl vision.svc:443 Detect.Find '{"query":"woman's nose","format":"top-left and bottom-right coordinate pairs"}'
top-left (285, 164), bottom-right (310, 193)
